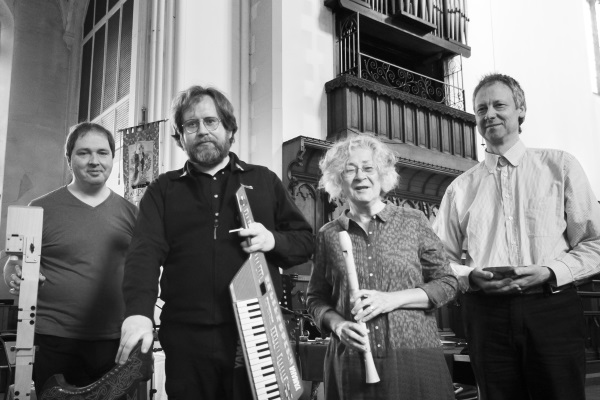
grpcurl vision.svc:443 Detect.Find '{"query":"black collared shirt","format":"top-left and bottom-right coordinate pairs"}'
top-left (124, 152), bottom-right (314, 326)
top-left (185, 159), bottom-right (235, 240)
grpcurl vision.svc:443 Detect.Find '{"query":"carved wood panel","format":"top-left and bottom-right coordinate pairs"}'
top-left (326, 75), bottom-right (477, 163)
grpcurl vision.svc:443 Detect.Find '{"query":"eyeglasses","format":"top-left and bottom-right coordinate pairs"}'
top-left (181, 117), bottom-right (221, 134)
top-left (342, 164), bottom-right (377, 179)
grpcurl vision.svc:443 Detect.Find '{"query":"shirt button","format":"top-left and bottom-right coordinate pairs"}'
top-left (213, 177), bottom-right (217, 180)
top-left (214, 194), bottom-right (218, 198)
top-left (368, 232), bottom-right (373, 235)
top-left (375, 326), bottom-right (379, 330)
top-left (368, 257), bottom-right (372, 260)
top-left (215, 212), bottom-right (219, 216)
top-left (369, 273), bottom-right (373, 277)
top-left (504, 194), bottom-right (509, 198)
top-left (508, 216), bottom-right (513, 221)
top-left (377, 344), bottom-right (381, 348)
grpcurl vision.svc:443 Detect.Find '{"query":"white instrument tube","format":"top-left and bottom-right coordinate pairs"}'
top-left (338, 231), bottom-right (380, 384)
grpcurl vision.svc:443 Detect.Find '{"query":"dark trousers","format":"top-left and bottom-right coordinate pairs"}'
top-left (463, 288), bottom-right (586, 400)
top-left (33, 334), bottom-right (120, 395)
top-left (158, 322), bottom-right (253, 400)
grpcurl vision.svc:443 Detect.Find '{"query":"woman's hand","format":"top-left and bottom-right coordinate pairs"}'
top-left (351, 289), bottom-right (398, 323)
top-left (333, 320), bottom-right (370, 353)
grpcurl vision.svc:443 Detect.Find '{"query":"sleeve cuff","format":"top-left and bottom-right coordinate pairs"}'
top-left (311, 305), bottom-right (336, 336)
top-left (416, 282), bottom-right (450, 310)
top-left (547, 259), bottom-right (573, 287)
top-left (451, 262), bottom-right (476, 293)
top-left (125, 302), bottom-right (157, 322)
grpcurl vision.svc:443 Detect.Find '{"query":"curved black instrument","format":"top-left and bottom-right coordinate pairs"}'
top-left (39, 341), bottom-right (153, 400)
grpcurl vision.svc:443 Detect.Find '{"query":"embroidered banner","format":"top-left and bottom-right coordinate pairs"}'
top-left (121, 121), bottom-right (161, 205)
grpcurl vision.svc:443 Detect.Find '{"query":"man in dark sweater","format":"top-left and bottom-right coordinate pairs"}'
top-left (4, 122), bottom-right (138, 395)
top-left (116, 86), bottom-right (314, 400)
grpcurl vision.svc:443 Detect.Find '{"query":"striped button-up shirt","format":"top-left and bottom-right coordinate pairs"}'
top-left (433, 140), bottom-right (600, 292)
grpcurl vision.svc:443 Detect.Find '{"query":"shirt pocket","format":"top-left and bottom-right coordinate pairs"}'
top-left (525, 197), bottom-right (557, 237)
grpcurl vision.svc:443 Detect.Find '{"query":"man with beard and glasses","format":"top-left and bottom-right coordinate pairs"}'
top-left (115, 86), bottom-right (314, 400)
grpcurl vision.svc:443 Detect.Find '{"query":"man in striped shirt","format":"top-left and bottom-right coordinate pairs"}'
top-left (434, 73), bottom-right (600, 400)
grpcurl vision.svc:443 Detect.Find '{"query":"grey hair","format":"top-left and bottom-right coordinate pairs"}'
top-left (473, 73), bottom-right (527, 132)
top-left (318, 135), bottom-right (399, 201)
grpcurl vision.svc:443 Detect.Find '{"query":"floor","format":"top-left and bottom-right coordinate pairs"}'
top-left (1, 374), bottom-right (598, 399)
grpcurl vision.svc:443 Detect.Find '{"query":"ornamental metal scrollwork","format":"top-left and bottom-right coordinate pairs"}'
top-left (361, 55), bottom-right (446, 105)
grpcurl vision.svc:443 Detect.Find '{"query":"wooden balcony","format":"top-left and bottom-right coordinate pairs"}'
top-left (325, 74), bottom-right (478, 175)
top-left (282, 73), bottom-right (478, 243)
top-left (326, 0), bottom-right (470, 58)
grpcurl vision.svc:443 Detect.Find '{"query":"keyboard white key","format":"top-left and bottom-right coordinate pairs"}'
top-left (230, 222), bottom-right (303, 400)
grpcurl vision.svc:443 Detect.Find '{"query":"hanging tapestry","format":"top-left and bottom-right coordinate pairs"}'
top-left (121, 121), bottom-right (161, 205)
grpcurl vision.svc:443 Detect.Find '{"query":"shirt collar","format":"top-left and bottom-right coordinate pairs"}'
top-left (337, 201), bottom-right (394, 230)
top-left (483, 139), bottom-right (526, 172)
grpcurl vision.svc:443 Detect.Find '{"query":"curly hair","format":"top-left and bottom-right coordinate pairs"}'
top-left (170, 85), bottom-right (238, 148)
top-left (319, 135), bottom-right (399, 201)
top-left (473, 73), bottom-right (527, 132)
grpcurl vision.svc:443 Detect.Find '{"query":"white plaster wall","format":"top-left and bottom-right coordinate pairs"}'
top-left (249, 0), bottom-right (278, 172)
top-left (169, 1), bottom-right (334, 178)
top-left (281, 1), bottom-right (335, 142)
top-left (247, 0), bottom-right (334, 176)
top-left (463, 0), bottom-right (600, 198)
top-left (170, 0), bottom-right (244, 170)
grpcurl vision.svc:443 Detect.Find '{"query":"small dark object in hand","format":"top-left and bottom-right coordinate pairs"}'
top-left (483, 266), bottom-right (517, 279)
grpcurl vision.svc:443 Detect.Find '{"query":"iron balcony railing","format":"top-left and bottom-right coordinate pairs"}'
top-left (362, 54), bottom-right (465, 110)
top-left (338, 13), bottom-right (466, 110)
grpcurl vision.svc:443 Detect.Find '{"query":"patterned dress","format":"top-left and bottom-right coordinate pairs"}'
top-left (307, 203), bottom-right (458, 400)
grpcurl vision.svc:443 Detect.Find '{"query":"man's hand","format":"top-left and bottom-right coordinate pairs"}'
top-left (511, 265), bottom-right (552, 291)
top-left (116, 315), bottom-right (154, 365)
top-left (332, 320), bottom-right (370, 353)
top-left (469, 267), bottom-right (521, 294)
top-left (4, 256), bottom-right (46, 295)
top-left (238, 222), bottom-right (275, 253)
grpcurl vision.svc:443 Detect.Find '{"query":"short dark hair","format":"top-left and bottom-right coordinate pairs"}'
top-left (65, 122), bottom-right (115, 162)
top-left (472, 73), bottom-right (527, 131)
top-left (170, 85), bottom-right (238, 148)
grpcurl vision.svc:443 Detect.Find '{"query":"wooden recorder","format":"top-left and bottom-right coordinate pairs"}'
top-left (338, 231), bottom-right (380, 384)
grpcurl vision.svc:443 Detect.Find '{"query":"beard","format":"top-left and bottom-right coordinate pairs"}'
top-left (184, 136), bottom-right (231, 167)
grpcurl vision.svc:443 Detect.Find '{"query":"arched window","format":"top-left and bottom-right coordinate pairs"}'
top-left (78, 0), bottom-right (135, 194)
